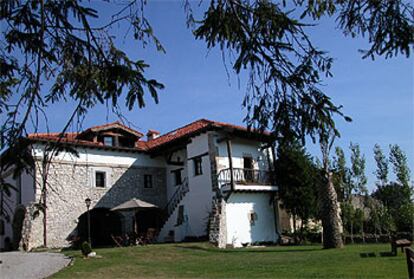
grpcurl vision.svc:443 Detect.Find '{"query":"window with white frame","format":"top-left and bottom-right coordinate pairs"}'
top-left (193, 157), bottom-right (203, 176)
top-left (103, 136), bottom-right (114, 146)
top-left (95, 171), bottom-right (106, 188)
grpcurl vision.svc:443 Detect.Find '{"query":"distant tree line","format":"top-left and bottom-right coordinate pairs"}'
top-left (276, 142), bottom-right (413, 244)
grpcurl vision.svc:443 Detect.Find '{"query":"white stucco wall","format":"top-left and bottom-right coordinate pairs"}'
top-left (32, 144), bottom-right (164, 168)
top-left (226, 192), bottom-right (278, 246)
top-left (215, 137), bottom-right (271, 172)
top-left (159, 133), bottom-right (214, 242)
top-left (165, 149), bottom-right (187, 201)
top-left (19, 131), bottom-right (277, 247)
top-left (183, 133), bottom-right (214, 238)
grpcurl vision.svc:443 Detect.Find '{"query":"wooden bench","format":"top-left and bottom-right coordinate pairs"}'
top-left (392, 239), bottom-right (412, 256)
top-left (406, 247), bottom-right (414, 279)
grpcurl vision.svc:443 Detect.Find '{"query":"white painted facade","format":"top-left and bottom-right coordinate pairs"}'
top-left (32, 144), bottom-right (165, 168)
top-left (1, 122), bottom-right (280, 249)
top-left (158, 133), bottom-right (214, 242)
top-left (226, 192), bottom-right (278, 247)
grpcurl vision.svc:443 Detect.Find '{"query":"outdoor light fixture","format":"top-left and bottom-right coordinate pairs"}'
top-left (85, 198), bottom-right (91, 209)
top-left (85, 198), bottom-right (92, 246)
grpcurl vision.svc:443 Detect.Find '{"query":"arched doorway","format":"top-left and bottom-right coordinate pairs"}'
top-left (78, 208), bottom-right (122, 247)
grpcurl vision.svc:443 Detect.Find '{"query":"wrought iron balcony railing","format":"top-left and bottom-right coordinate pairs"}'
top-left (217, 168), bottom-right (274, 187)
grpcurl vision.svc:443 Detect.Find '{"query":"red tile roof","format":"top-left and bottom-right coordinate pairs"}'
top-left (27, 119), bottom-right (271, 153)
top-left (79, 121), bottom-right (144, 138)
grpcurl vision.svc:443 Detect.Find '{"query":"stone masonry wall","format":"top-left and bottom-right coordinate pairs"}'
top-left (23, 160), bottom-right (166, 249)
top-left (207, 133), bottom-right (227, 247)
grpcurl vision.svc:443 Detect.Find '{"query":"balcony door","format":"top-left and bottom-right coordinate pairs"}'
top-left (243, 156), bottom-right (254, 182)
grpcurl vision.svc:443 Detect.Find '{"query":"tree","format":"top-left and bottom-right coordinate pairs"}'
top-left (1, 0), bottom-right (413, 249)
top-left (372, 182), bottom-right (412, 232)
top-left (365, 198), bottom-right (381, 242)
top-left (353, 208), bottom-right (365, 236)
top-left (349, 142), bottom-right (368, 241)
top-left (275, 142), bottom-right (320, 240)
top-left (332, 146), bottom-right (352, 202)
top-left (371, 144), bottom-right (412, 233)
top-left (333, 146), bottom-right (357, 243)
top-left (333, 143), bottom-right (368, 243)
top-left (377, 206), bottom-right (396, 235)
top-left (349, 143), bottom-right (368, 196)
top-left (373, 144), bottom-right (388, 187)
top-left (340, 202), bottom-right (355, 243)
top-left (389, 144), bottom-right (411, 188)
top-left (1, 1), bottom-right (164, 150)
top-left (318, 129), bottom-right (343, 248)
top-left (1, 0), bottom-right (165, 247)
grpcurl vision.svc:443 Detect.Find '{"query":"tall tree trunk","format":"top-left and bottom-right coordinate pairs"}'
top-left (319, 171), bottom-right (344, 249)
top-left (362, 221), bottom-right (365, 244)
top-left (293, 214), bottom-right (297, 234)
top-left (350, 221), bottom-right (354, 244)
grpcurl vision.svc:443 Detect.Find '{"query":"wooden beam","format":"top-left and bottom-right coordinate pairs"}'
top-left (226, 139), bottom-right (234, 191)
top-left (114, 135), bottom-right (120, 147)
top-left (266, 148), bottom-right (272, 172)
top-left (167, 161), bottom-right (184, 166)
top-left (216, 136), bottom-right (230, 144)
top-left (271, 143), bottom-right (277, 172)
top-left (271, 143), bottom-right (277, 185)
top-left (187, 152), bottom-right (209, 161)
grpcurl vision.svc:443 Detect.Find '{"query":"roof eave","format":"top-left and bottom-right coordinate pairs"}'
top-left (27, 138), bottom-right (149, 154)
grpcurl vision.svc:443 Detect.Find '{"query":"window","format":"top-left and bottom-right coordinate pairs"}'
top-left (0, 219), bottom-right (4, 235)
top-left (95, 171), bottom-right (106, 188)
top-left (176, 205), bottom-right (185, 226)
top-left (243, 156), bottom-right (254, 182)
top-left (243, 156), bottom-right (253, 169)
top-left (103, 136), bottom-right (114, 146)
top-left (248, 211), bottom-right (258, 225)
top-left (173, 169), bottom-right (182, 186)
top-left (144, 174), bottom-right (153, 189)
top-left (194, 157), bottom-right (203, 176)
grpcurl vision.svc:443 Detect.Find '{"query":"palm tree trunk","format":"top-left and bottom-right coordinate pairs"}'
top-left (319, 171), bottom-right (344, 249)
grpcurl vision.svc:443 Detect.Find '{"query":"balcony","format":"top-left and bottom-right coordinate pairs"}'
top-left (217, 168), bottom-right (278, 192)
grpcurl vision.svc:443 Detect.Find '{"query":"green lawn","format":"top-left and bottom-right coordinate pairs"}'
top-left (53, 242), bottom-right (408, 278)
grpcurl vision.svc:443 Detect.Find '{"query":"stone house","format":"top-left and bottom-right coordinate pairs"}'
top-left (0, 119), bottom-right (280, 250)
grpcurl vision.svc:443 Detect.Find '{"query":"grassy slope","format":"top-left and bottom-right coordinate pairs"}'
top-left (53, 243), bottom-right (408, 279)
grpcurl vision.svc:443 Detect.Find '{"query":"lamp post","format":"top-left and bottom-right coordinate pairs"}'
top-left (85, 198), bottom-right (92, 246)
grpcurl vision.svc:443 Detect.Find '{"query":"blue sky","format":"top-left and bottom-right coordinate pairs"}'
top-left (23, 1), bottom-right (414, 191)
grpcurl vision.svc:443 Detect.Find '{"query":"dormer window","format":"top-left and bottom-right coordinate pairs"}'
top-left (103, 136), bottom-right (114, 146)
top-left (76, 122), bottom-right (144, 148)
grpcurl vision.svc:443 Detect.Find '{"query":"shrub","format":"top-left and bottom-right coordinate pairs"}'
top-left (81, 241), bottom-right (92, 256)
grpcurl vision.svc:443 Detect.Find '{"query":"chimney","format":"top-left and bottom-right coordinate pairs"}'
top-left (147, 129), bottom-right (160, 141)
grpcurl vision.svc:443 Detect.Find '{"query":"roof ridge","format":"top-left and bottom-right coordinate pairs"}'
top-left (28, 132), bottom-right (79, 137)
top-left (81, 121), bottom-right (143, 137)
top-left (157, 118), bottom-right (212, 137)
top-left (26, 118), bottom-right (272, 152)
